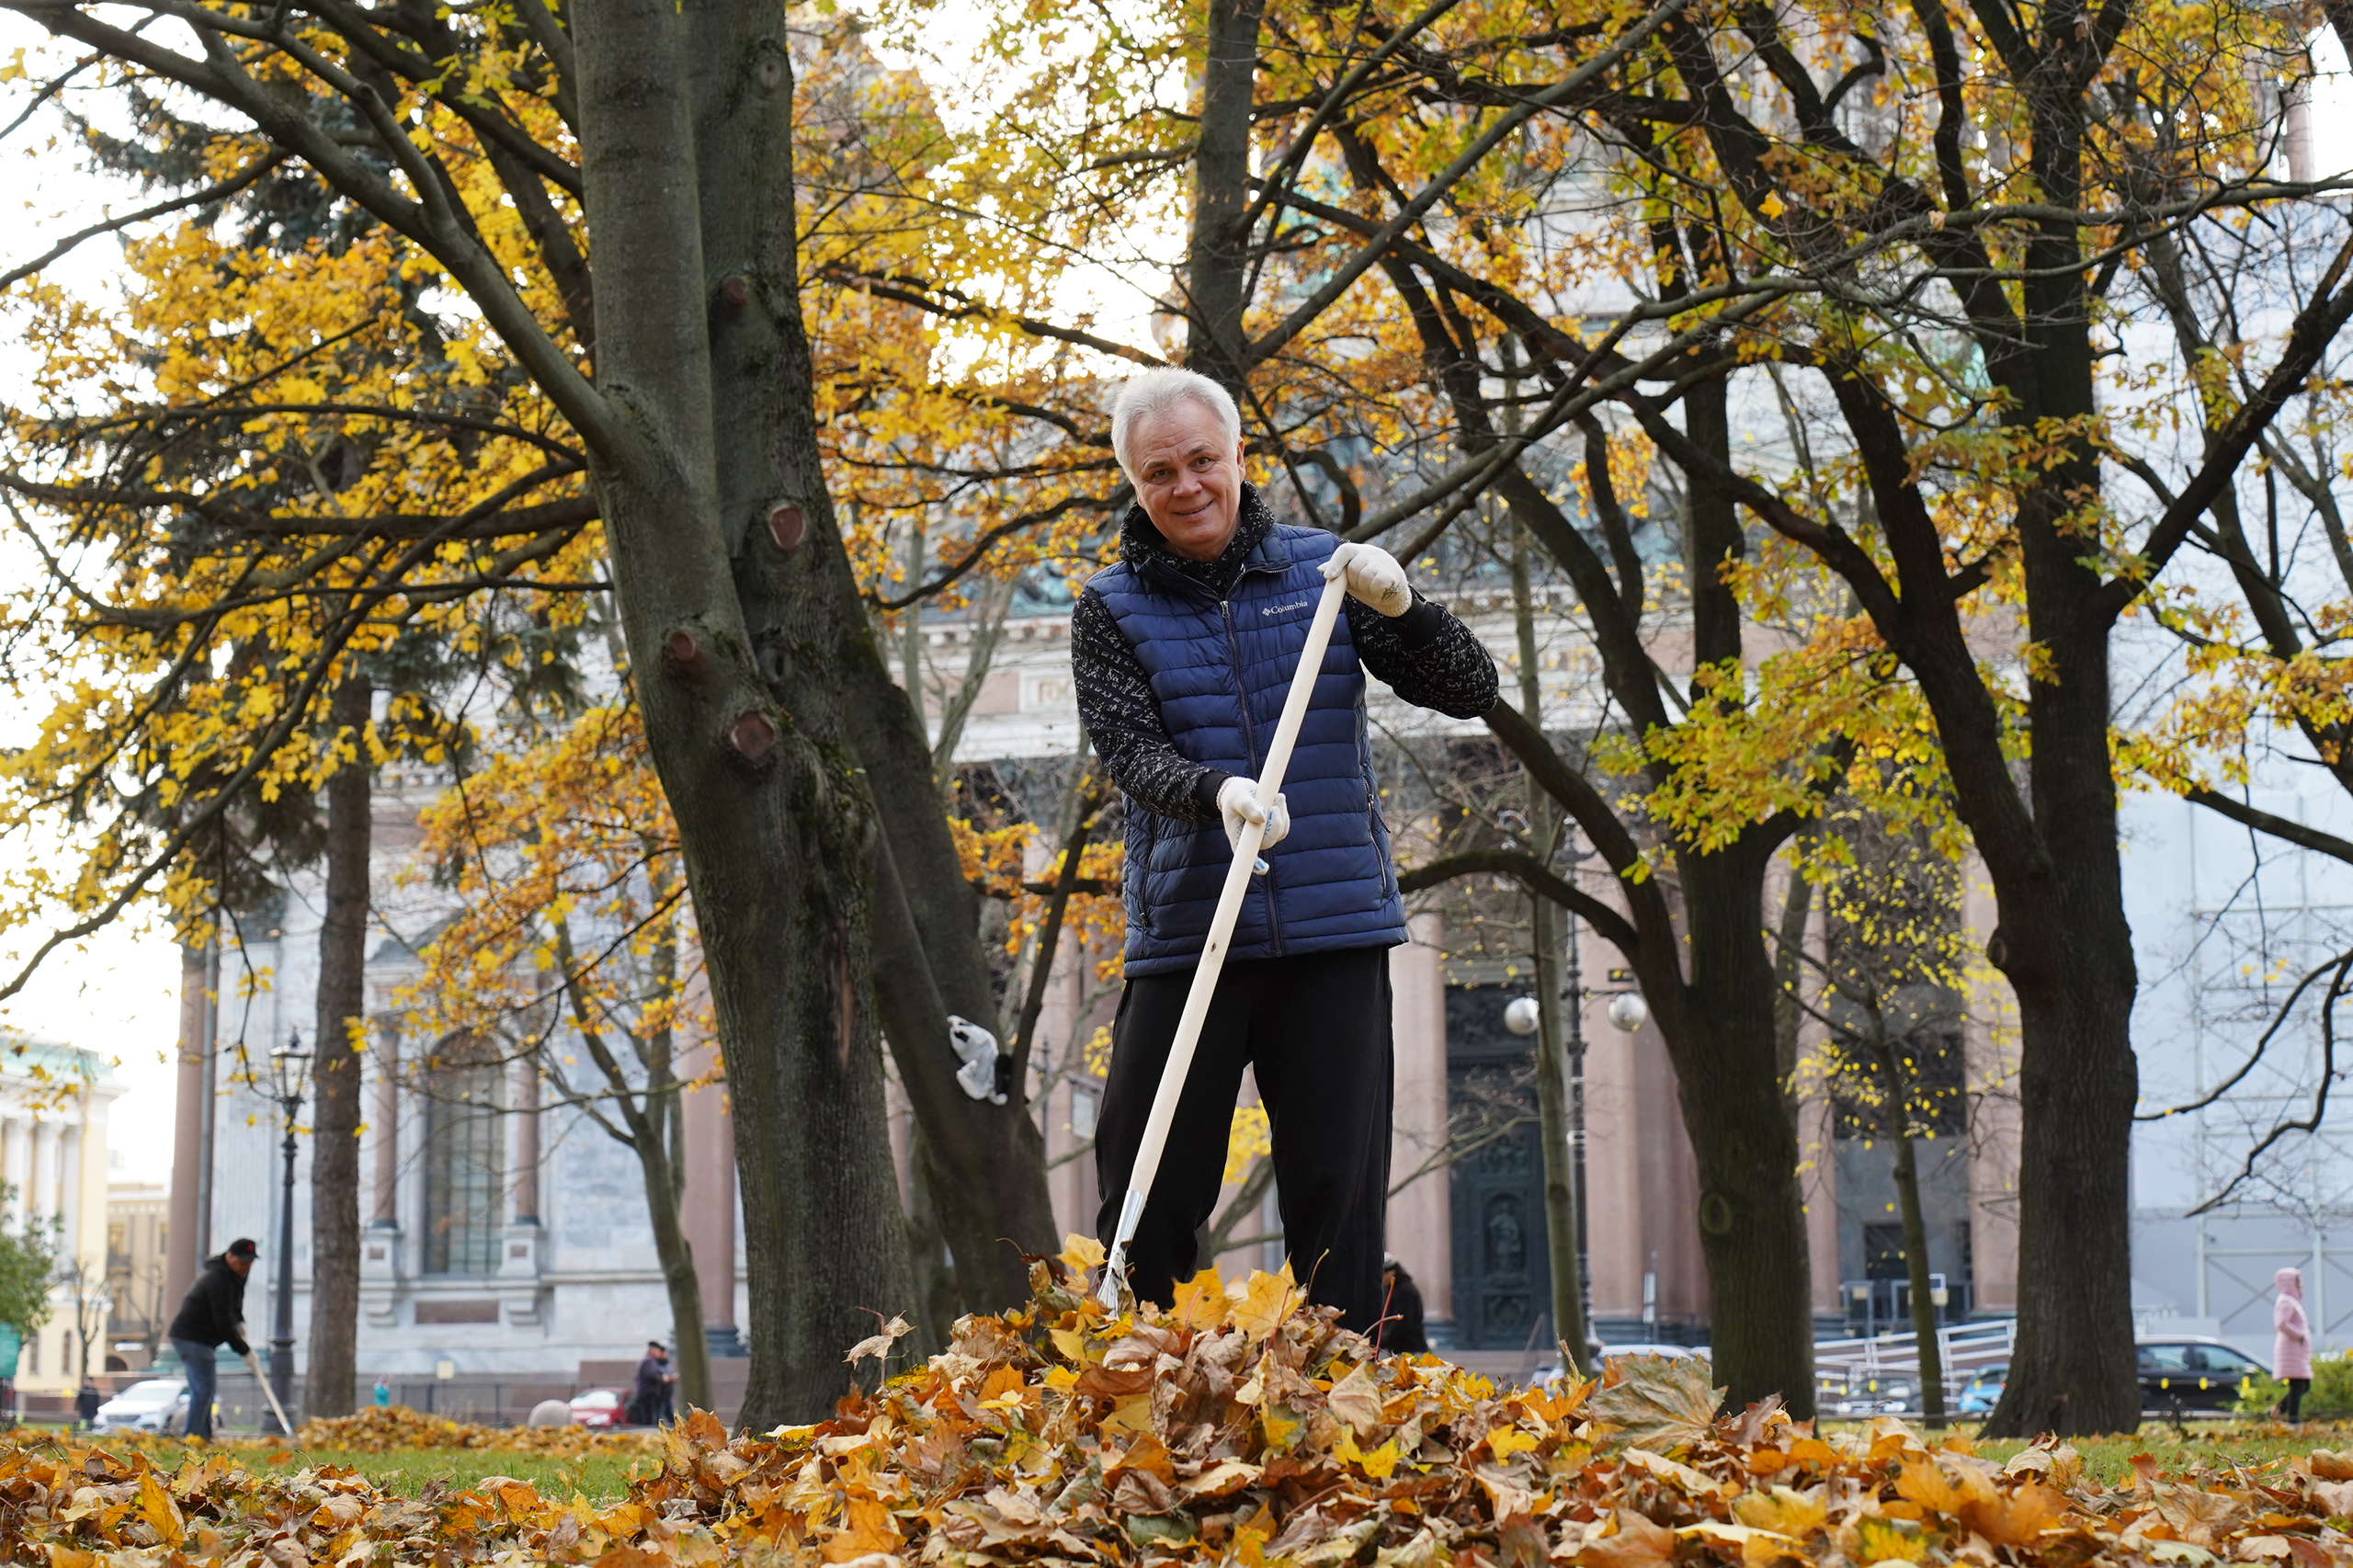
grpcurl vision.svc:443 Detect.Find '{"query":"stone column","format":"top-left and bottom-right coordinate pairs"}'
top-left (498, 1055), bottom-right (545, 1324)
top-left (2, 1115), bottom-right (28, 1229)
top-left (360, 1024), bottom-right (404, 1328)
top-left (28, 1120), bottom-right (55, 1231)
top-left (370, 1024), bottom-right (400, 1227)
top-left (1386, 912), bottom-right (1452, 1324)
top-left (167, 942), bottom-right (211, 1305)
top-left (678, 1034), bottom-right (741, 1355)
top-left (510, 1055), bottom-right (540, 1224)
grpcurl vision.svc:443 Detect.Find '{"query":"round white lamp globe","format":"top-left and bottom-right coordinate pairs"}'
top-left (1503, 996), bottom-right (1541, 1036)
top-left (1606, 991), bottom-right (1649, 1033)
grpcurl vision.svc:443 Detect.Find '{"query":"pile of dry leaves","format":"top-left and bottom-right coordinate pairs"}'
top-left (8, 1244), bottom-right (2353, 1566)
top-left (289, 1405), bottom-right (660, 1454)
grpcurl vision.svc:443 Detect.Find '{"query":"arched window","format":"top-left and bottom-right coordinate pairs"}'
top-left (420, 1035), bottom-right (504, 1275)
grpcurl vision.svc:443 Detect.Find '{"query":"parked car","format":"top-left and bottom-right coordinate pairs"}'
top-left (2137, 1337), bottom-right (2268, 1413)
top-left (91, 1378), bottom-right (188, 1435)
top-left (1826, 1379), bottom-right (1915, 1417)
top-left (1529, 1343), bottom-right (1707, 1387)
top-left (1956, 1364), bottom-right (2007, 1415)
top-left (1601, 1343), bottom-right (1708, 1363)
top-left (569, 1387), bottom-right (629, 1429)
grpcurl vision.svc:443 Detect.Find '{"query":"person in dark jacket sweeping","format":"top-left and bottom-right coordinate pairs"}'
top-left (166, 1238), bottom-right (255, 1438)
top-left (1074, 368), bottom-right (1498, 1334)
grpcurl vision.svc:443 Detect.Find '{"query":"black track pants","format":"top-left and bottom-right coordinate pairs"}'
top-left (1094, 946), bottom-right (1393, 1333)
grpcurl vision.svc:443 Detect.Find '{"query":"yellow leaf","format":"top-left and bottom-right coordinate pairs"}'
top-left (1486, 1426), bottom-right (1540, 1460)
top-left (1171, 1265), bottom-right (1226, 1330)
top-left (1230, 1266), bottom-right (1296, 1340)
top-left (138, 1470), bottom-right (185, 1547)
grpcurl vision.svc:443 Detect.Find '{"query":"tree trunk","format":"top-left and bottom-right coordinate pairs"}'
top-left (1891, 1124), bottom-right (1946, 1426)
top-left (637, 1131), bottom-right (710, 1419)
top-left (1676, 844), bottom-right (1817, 1417)
top-left (1184, 0), bottom-right (1268, 390)
top-left (854, 686), bottom-right (1060, 1312)
top-left (573, 0), bottom-right (915, 1428)
top-left (304, 675), bottom-right (370, 1421)
top-left (1512, 521), bottom-right (1589, 1377)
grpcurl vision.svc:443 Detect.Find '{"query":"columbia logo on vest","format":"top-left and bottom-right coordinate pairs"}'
top-left (1261, 598), bottom-right (1312, 617)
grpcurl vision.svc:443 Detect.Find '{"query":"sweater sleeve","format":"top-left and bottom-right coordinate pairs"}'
top-left (1347, 591), bottom-right (1498, 718)
top-left (1072, 587), bottom-right (1228, 820)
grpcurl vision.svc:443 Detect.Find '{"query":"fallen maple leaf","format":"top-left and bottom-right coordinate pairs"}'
top-left (1589, 1354), bottom-right (1725, 1451)
top-left (844, 1314), bottom-right (915, 1366)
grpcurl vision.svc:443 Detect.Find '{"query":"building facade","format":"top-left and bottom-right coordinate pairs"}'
top-left (0, 1032), bottom-right (122, 1394)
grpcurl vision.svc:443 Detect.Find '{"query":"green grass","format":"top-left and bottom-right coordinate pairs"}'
top-left (1842, 1421), bottom-right (2353, 1485)
top-left (263, 1447), bottom-right (649, 1500)
top-left (5, 1427), bottom-right (650, 1501)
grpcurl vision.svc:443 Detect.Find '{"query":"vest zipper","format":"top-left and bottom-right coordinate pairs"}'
top-left (1222, 597), bottom-right (1283, 955)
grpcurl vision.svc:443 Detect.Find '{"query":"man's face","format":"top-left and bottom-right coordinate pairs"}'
top-left (227, 1253), bottom-right (253, 1278)
top-left (653, 1346), bottom-right (667, 1362)
top-left (1127, 398), bottom-right (1245, 562)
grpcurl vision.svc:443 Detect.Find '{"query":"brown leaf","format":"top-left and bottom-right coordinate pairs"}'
top-left (1590, 1356), bottom-right (1725, 1452)
top-left (1579, 1510), bottom-right (1678, 1568)
top-left (844, 1315), bottom-right (915, 1367)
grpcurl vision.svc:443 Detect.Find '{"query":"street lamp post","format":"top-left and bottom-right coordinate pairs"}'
top-left (266, 1033), bottom-right (311, 1436)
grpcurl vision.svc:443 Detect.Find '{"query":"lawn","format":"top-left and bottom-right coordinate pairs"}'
top-left (1836, 1419), bottom-right (2353, 1484)
top-left (4, 1423), bottom-right (652, 1500)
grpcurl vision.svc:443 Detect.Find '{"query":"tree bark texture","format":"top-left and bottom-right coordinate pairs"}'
top-left (1184, 0), bottom-right (1269, 392)
top-left (573, 0), bottom-right (914, 1427)
top-left (639, 1133), bottom-right (712, 1416)
top-left (305, 675), bottom-right (370, 1420)
top-left (1891, 1127), bottom-right (1946, 1426)
top-left (1512, 522), bottom-right (1590, 1376)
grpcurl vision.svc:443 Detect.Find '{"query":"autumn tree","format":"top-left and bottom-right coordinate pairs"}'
top-left (0, 2), bottom-right (1108, 1417)
top-left (1479, 0), bottom-right (2353, 1434)
top-left (0, 204), bottom-right (600, 1414)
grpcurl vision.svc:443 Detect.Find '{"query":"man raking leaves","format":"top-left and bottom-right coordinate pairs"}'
top-left (1074, 369), bottom-right (1498, 1330)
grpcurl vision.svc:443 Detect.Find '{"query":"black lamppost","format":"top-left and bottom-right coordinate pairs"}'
top-left (266, 1032), bottom-right (311, 1435)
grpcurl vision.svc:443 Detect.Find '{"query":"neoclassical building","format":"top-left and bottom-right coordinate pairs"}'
top-left (0, 1031), bottom-right (122, 1396)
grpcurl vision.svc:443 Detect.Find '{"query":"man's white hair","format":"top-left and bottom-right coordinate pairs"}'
top-left (1109, 368), bottom-right (1242, 483)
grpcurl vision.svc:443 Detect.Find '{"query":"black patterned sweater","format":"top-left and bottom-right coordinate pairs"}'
top-left (1070, 484), bottom-right (1500, 820)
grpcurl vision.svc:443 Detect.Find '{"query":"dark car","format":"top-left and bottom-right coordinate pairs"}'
top-left (2137, 1338), bottom-right (2268, 1413)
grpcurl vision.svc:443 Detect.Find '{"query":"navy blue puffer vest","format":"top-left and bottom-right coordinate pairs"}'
top-left (1090, 521), bottom-right (1408, 976)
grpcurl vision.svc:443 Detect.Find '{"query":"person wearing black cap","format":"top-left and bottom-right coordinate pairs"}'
top-left (166, 1238), bottom-right (254, 1438)
top-left (630, 1341), bottom-right (674, 1426)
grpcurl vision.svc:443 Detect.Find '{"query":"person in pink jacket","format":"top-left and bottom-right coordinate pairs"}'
top-left (2276, 1267), bottom-right (2314, 1420)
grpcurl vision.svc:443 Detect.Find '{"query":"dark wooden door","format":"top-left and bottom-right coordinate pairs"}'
top-left (1446, 986), bottom-right (1552, 1349)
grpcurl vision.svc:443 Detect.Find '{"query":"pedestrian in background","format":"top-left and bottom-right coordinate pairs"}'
top-left (629, 1341), bottom-right (671, 1426)
top-left (1380, 1256), bottom-right (1429, 1354)
top-left (74, 1381), bottom-right (100, 1430)
top-left (373, 1375), bottom-right (391, 1409)
top-left (2276, 1266), bottom-right (2314, 1421)
top-left (165, 1237), bottom-right (256, 1439)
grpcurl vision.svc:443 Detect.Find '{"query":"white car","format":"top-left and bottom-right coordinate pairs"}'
top-left (91, 1378), bottom-right (189, 1434)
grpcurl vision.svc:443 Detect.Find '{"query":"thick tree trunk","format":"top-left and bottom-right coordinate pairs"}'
top-left (574, 0), bottom-right (915, 1428)
top-left (1891, 1126), bottom-right (1946, 1426)
top-left (1676, 845), bottom-right (1817, 1417)
top-left (304, 675), bottom-right (370, 1421)
top-left (854, 689), bottom-right (1060, 1310)
top-left (1978, 617), bottom-right (2141, 1435)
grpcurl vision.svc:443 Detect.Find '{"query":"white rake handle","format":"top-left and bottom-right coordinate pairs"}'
top-left (1100, 574), bottom-right (1349, 1307)
top-left (245, 1348), bottom-right (295, 1437)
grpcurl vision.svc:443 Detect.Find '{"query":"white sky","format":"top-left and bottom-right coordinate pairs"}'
top-left (0, 13), bottom-right (2345, 1195)
top-left (0, 12), bottom-right (179, 1186)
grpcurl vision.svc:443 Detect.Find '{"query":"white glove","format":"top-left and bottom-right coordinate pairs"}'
top-left (1322, 540), bottom-right (1411, 617)
top-left (1217, 776), bottom-right (1290, 853)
